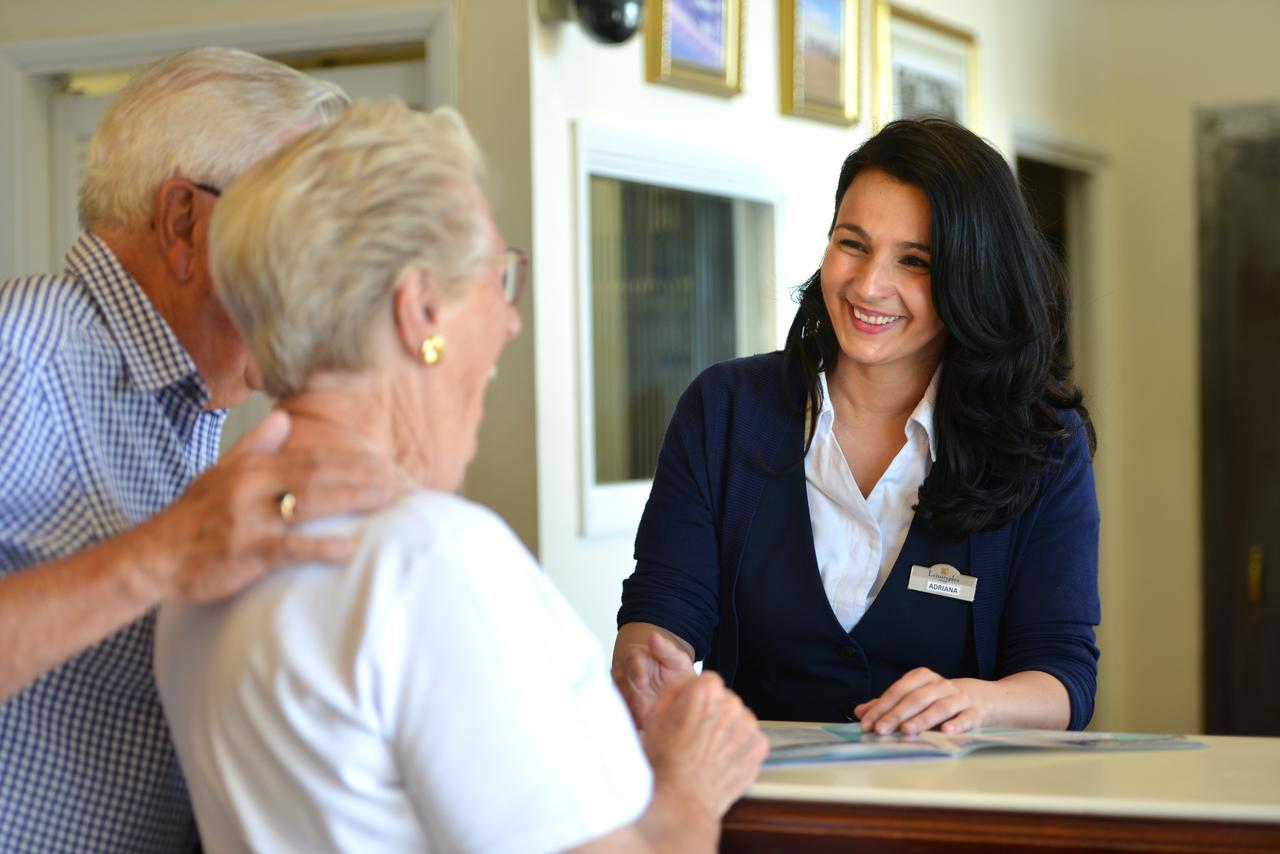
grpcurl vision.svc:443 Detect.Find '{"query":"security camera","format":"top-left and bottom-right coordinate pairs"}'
top-left (538, 0), bottom-right (643, 46)
top-left (574, 0), bottom-right (643, 44)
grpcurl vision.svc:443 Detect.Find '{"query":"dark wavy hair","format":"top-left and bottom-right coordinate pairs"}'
top-left (784, 118), bottom-right (1095, 539)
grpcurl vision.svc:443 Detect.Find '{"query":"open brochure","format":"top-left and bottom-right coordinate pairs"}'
top-left (763, 722), bottom-right (1205, 765)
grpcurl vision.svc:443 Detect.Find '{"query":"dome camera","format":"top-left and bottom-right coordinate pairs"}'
top-left (573, 0), bottom-right (643, 45)
top-left (538, 0), bottom-right (644, 46)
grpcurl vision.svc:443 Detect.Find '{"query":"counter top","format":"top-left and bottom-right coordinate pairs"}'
top-left (747, 733), bottom-right (1280, 824)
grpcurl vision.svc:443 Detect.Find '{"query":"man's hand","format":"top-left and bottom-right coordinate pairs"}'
top-left (612, 627), bottom-right (697, 729)
top-left (0, 409), bottom-right (407, 700)
top-left (136, 410), bottom-right (407, 603)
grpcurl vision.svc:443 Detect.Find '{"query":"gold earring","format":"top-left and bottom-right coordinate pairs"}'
top-left (421, 334), bottom-right (446, 366)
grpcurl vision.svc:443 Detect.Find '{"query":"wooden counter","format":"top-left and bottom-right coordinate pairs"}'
top-left (723, 733), bottom-right (1280, 851)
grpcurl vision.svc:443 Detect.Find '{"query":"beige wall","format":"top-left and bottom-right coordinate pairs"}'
top-left (1103, 0), bottom-right (1280, 732)
top-left (456, 0), bottom-right (539, 553)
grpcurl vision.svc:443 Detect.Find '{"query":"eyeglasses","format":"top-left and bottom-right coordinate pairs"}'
top-left (495, 248), bottom-right (529, 306)
top-left (193, 182), bottom-right (222, 198)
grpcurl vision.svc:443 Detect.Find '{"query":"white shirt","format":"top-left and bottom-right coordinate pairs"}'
top-left (806, 370), bottom-right (939, 632)
top-left (155, 491), bottom-right (651, 854)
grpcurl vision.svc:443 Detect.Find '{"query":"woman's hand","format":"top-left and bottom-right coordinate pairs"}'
top-left (612, 626), bottom-right (697, 729)
top-left (855, 668), bottom-right (1072, 734)
top-left (573, 671), bottom-right (765, 853)
top-left (854, 668), bottom-right (992, 735)
top-left (642, 671), bottom-right (768, 820)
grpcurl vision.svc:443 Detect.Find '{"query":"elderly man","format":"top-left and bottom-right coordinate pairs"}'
top-left (0, 48), bottom-right (399, 852)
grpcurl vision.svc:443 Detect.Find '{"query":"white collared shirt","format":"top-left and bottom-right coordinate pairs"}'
top-left (805, 369), bottom-right (939, 632)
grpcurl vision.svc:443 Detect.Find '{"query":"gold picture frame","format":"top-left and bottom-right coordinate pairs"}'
top-left (780, 0), bottom-right (860, 125)
top-left (646, 0), bottom-right (744, 96)
top-left (872, 1), bottom-right (979, 129)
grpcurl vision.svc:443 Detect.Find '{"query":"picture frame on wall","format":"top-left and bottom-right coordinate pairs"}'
top-left (646, 0), bottom-right (744, 96)
top-left (780, 0), bottom-right (859, 125)
top-left (872, 1), bottom-right (978, 129)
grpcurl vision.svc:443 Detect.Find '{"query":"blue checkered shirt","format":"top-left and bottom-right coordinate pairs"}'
top-left (0, 232), bottom-right (225, 852)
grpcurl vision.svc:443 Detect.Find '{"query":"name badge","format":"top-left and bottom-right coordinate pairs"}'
top-left (908, 563), bottom-right (977, 602)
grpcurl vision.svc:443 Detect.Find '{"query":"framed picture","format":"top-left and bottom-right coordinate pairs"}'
top-left (872, 1), bottom-right (978, 129)
top-left (646, 0), bottom-right (744, 96)
top-left (780, 0), bottom-right (859, 125)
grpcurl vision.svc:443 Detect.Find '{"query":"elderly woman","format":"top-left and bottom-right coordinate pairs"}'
top-left (154, 99), bottom-right (766, 853)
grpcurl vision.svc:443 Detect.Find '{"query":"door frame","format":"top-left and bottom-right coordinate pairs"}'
top-left (1010, 117), bottom-right (1116, 727)
top-left (0, 3), bottom-right (457, 278)
top-left (1010, 118), bottom-right (1110, 396)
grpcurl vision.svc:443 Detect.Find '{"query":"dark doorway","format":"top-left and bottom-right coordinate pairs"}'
top-left (1018, 156), bottom-right (1075, 366)
top-left (1018, 157), bottom-right (1070, 264)
top-left (1199, 104), bottom-right (1280, 736)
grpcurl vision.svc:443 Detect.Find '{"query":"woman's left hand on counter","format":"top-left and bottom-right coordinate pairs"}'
top-left (853, 668), bottom-right (992, 735)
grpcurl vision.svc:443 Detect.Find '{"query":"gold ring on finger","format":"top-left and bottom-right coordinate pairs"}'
top-left (276, 491), bottom-right (297, 523)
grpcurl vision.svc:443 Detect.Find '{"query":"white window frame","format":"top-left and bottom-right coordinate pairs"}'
top-left (573, 122), bottom-right (782, 538)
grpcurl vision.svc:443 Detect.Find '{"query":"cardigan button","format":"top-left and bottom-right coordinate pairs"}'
top-left (838, 646), bottom-right (859, 661)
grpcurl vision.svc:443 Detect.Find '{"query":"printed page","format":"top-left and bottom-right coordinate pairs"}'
top-left (763, 722), bottom-right (1203, 765)
top-left (763, 722), bottom-right (952, 764)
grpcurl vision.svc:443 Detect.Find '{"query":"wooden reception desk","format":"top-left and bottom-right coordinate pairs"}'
top-left (723, 734), bottom-right (1280, 851)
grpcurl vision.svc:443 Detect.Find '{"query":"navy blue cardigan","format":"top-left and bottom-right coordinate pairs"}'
top-left (618, 352), bottom-right (1102, 730)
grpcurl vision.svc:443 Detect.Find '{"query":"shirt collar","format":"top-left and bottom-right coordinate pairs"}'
top-left (817, 364), bottom-right (940, 463)
top-left (913, 365), bottom-right (940, 463)
top-left (66, 231), bottom-right (209, 403)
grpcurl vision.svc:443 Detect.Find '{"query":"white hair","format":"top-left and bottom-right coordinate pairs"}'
top-left (210, 97), bottom-right (491, 397)
top-left (79, 46), bottom-right (349, 231)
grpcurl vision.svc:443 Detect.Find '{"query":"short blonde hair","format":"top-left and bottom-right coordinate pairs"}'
top-left (79, 47), bottom-right (348, 231)
top-left (210, 98), bottom-right (490, 397)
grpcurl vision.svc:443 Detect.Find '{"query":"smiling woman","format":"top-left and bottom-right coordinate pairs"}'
top-left (820, 169), bottom-right (945, 376)
top-left (614, 117), bottom-right (1100, 739)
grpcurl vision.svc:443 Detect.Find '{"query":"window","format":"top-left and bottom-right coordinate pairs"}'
top-left (576, 124), bottom-right (778, 535)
